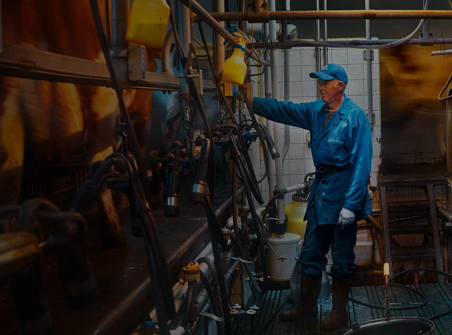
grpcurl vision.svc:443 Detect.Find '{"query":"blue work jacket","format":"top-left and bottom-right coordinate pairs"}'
top-left (253, 94), bottom-right (373, 225)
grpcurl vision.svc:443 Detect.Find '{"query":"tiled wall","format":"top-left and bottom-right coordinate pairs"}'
top-left (252, 44), bottom-right (382, 207)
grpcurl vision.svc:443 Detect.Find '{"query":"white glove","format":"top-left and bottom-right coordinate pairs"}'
top-left (339, 208), bottom-right (355, 229)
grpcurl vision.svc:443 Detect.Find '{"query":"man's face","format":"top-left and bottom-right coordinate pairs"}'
top-left (318, 79), bottom-right (344, 104)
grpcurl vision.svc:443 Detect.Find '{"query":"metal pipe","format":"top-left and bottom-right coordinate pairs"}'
top-left (315, 0), bottom-right (321, 99)
top-left (282, 0), bottom-right (291, 166)
top-left (448, 93), bottom-right (452, 173)
top-left (196, 10), bottom-right (452, 22)
top-left (111, 0), bottom-right (129, 84)
top-left (248, 37), bottom-right (452, 49)
top-left (264, 22), bottom-right (276, 197)
top-left (162, 29), bottom-right (175, 75)
top-left (269, 0), bottom-right (285, 227)
top-left (215, 0), bottom-right (225, 76)
top-left (432, 49), bottom-right (452, 55)
top-left (178, 0), bottom-right (269, 66)
top-left (181, 2), bottom-right (191, 54)
top-left (365, 0), bottom-right (374, 130)
top-left (238, 0), bottom-right (246, 34)
top-left (323, 0), bottom-right (328, 67)
top-left (439, 208), bottom-right (452, 223)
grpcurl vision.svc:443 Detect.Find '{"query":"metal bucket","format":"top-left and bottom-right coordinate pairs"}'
top-left (344, 317), bottom-right (435, 335)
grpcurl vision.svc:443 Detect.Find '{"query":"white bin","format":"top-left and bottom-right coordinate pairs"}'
top-left (267, 233), bottom-right (301, 281)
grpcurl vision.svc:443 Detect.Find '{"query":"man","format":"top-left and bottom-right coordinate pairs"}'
top-left (252, 64), bottom-right (372, 330)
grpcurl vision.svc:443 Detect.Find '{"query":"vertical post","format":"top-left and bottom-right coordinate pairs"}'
top-left (269, 0), bottom-right (285, 229)
top-left (365, 0), bottom-right (374, 130)
top-left (214, 0), bottom-right (225, 77)
top-left (179, 1), bottom-right (192, 98)
top-left (111, 0), bottom-right (130, 85)
top-left (264, 22), bottom-right (276, 198)
top-left (282, 0), bottom-right (291, 168)
top-left (447, 90), bottom-right (452, 172)
top-left (315, 0), bottom-right (321, 99)
top-left (323, 0), bottom-right (328, 66)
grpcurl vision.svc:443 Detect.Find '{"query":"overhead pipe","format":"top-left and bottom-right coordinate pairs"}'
top-left (248, 37), bottom-right (452, 49)
top-left (195, 10), bottom-right (452, 22)
top-left (177, 0), bottom-right (269, 66)
top-left (269, 0), bottom-right (285, 228)
top-left (365, 0), bottom-right (374, 130)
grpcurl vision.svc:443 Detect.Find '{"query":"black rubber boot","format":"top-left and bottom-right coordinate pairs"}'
top-left (320, 278), bottom-right (351, 331)
top-left (279, 273), bottom-right (322, 322)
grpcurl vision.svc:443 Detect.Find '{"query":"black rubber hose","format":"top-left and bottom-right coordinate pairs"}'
top-left (230, 235), bottom-right (263, 295)
top-left (167, 0), bottom-right (215, 200)
top-left (199, 271), bottom-right (224, 334)
top-left (118, 154), bottom-right (175, 327)
top-left (197, 21), bottom-right (263, 205)
top-left (235, 157), bottom-right (268, 291)
top-left (239, 85), bottom-right (280, 161)
top-left (205, 196), bottom-right (232, 335)
top-left (347, 283), bottom-right (428, 311)
top-left (180, 281), bottom-right (195, 329)
top-left (89, 4), bottom-right (175, 324)
top-left (227, 265), bottom-right (241, 307)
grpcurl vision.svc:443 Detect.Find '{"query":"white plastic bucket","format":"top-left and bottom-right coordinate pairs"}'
top-left (267, 233), bottom-right (301, 281)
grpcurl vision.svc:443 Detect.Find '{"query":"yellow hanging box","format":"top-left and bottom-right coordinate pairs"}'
top-left (126, 0), bottom-right (170, 48)
top-left (222, 33), bottom-right (248, 86)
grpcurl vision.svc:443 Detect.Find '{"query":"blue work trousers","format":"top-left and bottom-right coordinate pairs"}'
top-left (299, 207), bottom-right (357, 281)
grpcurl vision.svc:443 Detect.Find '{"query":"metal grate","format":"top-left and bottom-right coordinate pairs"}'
top-left (232, 284), bottom-right (452, 335)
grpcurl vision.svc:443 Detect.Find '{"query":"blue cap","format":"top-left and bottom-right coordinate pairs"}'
top-left (309, 63), bottom-right (348, 85)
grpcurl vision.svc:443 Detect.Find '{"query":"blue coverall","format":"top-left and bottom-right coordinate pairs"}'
top-left (253, 94), bottom-right (373, 280)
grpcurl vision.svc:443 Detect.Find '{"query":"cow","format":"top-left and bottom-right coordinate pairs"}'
top-left (0, 0), bottom-right (156, 247)
top-left (380, 44), bottom-right (452, 164)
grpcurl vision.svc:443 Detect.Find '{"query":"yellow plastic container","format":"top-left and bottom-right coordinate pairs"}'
top-left (285, 199), bottom-right (308, 239)
top-left (222, 34), bottom-right (247, 86)
top-left (126, 0), bottom-right (170, 48)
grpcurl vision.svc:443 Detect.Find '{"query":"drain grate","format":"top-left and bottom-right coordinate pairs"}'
top-left (232, 283), bottom-right (452, 335)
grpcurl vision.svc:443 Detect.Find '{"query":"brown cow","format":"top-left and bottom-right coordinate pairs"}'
top-left (0, 0), bottom-right (155, 247)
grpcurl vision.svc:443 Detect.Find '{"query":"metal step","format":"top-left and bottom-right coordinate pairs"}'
top-left (389, 225), bottom-right (433, 235)
top-left (391, 245), bottom-right (436, 262)
top-left (387, 200), bottom-right (430, 213)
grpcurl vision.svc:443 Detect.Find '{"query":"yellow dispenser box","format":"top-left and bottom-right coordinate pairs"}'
top-left (126, 0), bottom-right (170, 48)
top-left (222, 34), bottom-right (247, 86)
top-left (285, 198), bottom-right (308, 239)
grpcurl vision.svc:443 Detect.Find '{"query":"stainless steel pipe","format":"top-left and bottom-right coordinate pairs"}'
top-left (196, 10), bottom-right (452, 22)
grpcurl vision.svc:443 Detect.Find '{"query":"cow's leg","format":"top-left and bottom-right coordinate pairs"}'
top-left (85, 86), bottom-right (127, 248)
top-left (0, 78), bottom-right (25, 232)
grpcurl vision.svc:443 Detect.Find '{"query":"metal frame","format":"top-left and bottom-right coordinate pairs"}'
top-left (0, 44), bottom-right (180, 91)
